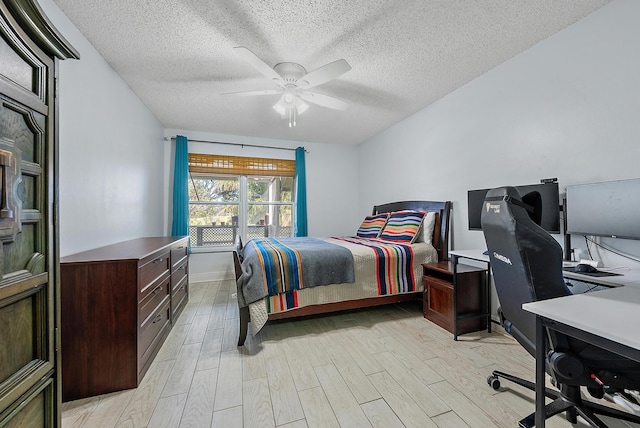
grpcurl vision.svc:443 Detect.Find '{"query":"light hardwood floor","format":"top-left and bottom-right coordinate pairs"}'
top-left (61, 280), bottom-right (638, 428)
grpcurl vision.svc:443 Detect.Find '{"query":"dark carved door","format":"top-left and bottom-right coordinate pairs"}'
top-left (0, 1), bottom-right (77, 426)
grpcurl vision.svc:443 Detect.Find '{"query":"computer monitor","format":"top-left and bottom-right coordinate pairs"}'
top-left (468, 182), bottom-right (560, 233)
top-left (566, 178), bottom-right (640, 240)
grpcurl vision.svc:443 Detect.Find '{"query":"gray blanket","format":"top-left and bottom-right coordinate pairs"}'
top-left (237, 237), bottom-right (355, 307)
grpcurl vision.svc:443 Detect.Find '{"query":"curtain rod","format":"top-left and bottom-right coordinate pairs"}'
top-left (166, 136), bottom-right (309, 153)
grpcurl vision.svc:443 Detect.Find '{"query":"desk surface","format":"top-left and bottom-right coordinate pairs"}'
top-left (449, 249), bottom-right (489, 263)
top-left (562, 267), bottom-right (640, 287)
top-left (523, 285), bottom-right (640, 351)
top-left (450, 250), bottom-right (640, 286)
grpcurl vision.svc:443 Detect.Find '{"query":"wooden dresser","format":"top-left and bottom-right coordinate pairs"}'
top-left (60, 236), bottom-right (189, 401)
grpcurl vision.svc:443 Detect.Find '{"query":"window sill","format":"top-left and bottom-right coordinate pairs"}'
top-left (190, 246), bottom-right (233, 254)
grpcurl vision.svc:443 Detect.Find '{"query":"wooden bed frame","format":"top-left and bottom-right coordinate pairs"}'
top-left (233, 200), bottom-right (452, 346)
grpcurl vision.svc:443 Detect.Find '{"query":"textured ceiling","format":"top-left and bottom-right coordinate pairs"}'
top-left (52, 0), bottom-right (610, 145)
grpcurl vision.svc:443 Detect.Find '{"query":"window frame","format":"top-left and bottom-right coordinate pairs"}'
top-left (188, 169), bottom-right (295, 253)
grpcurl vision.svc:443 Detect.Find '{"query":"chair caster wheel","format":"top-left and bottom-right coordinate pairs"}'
top-left (587, 386), bottom-right (604, 399)
top-left (487, 375), bottom-right (500, 390)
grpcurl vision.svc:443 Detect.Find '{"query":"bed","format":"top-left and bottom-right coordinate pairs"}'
top-left (233, 200), bottom-right (452, 346)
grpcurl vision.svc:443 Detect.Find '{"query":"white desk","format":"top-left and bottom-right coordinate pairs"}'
top-left (523, 285), bottom-right (640, 427)
top-left (524, 286), bottom-right (640, 351)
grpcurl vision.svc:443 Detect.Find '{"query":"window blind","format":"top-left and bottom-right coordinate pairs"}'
top-left (188, 153), bottom-right (295, 177)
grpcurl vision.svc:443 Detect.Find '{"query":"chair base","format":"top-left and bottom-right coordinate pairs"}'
top-left (488, 370), bottom-right (640, 428)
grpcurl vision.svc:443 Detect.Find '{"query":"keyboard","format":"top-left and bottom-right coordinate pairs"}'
top-left (562, 267), bottom-right (622, 277)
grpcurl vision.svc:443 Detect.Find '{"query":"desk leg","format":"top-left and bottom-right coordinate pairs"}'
top-left (535, 315), bottom-right (546, 428)
top-left (486, 264), bottom-right (492, 333)
top-left (452, 254), bottom-right (459, 341)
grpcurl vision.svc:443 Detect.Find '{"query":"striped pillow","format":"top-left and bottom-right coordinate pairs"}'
top-left (356, 213), bottom-right (389, 238)
top-left (379, 210), bottom-right (426, 243)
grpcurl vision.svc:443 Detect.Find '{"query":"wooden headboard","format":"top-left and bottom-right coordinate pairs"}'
top-left (372, 200), bottom-right (452, 262)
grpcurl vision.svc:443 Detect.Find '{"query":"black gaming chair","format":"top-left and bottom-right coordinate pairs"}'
top-left (481, 186), bottom-right (640, 428)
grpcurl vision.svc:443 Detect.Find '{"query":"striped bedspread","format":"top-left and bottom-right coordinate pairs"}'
top-left (237, 237), bottom-right (355, 307)
top-left (251, 237), bottom-right (304, 295)
top-left (248, 238), bottom-right (438, 334)
top-left (333, 237), bottom-right (416, 295)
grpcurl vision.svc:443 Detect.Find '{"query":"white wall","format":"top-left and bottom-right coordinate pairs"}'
top-left (32, 1), bottom-right (359, 273)
top-left (358, 0), bottom-right (640, 269)
top-left (164, 129), bottom-right (360, 280)
top-left (41, 0), bottom-right (640, 283)
top-left (40, 0), bottom-right (167, 257)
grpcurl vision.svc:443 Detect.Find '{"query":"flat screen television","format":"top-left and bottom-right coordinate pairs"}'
top-left (468, 182), bottom-right (561, 233)
top-left (566, 178), bottom-right (640, 240)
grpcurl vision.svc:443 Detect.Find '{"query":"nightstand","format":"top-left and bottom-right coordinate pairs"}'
top-left (423, 257), bottom-right (489, 340)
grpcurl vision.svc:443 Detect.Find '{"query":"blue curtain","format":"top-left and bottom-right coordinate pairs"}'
top-left (294, 147), bottom-right (308, 237)
top-left (171, 135), bottom-right (189, 242)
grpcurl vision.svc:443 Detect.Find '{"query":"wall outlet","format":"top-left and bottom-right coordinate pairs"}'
top-left (579, 259), bottom-right (602, 268)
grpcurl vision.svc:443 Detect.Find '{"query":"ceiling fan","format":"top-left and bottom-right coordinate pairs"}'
top-left (222, 47), bottom-right (352, 127)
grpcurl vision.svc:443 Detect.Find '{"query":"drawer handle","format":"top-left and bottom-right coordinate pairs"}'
top-left (153, 258), bottom-right (164, 264)
top-left (153, 285), bottom-right (163, 294)
top-left (152, 314), bottom-right (163, 324)
top-left (179, 266), bottom-right (185, 271)
top-left (176, 246), bottom-right (184, 250)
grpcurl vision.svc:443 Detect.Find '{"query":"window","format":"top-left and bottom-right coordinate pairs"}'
top-left (188, 153), bottom-right (295, 249)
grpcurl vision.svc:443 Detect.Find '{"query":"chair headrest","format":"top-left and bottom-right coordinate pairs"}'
top-left (483, 186), bottom-right (543, 227)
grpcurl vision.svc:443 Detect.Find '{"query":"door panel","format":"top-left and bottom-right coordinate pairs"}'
top-left (1, 98), bottom-right (46, 163)
top-left (0, 376), bottom-right (54, 427)
top-left (0, 3), bottom-right (56, 426)
top-left (0, 34), bottom-right (36, 93)
top-left (0, 296), bottom-right (34, 382)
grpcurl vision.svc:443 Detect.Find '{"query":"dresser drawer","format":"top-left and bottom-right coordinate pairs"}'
top-left (139, 300), bottom-right (171, 360)
top-left (139, 250), bottom-right (170, 297)
top-left (171, 275), bottom-right (188, 318)
top-left (171, 259), bottom-right (188, 288)
top-left (172, 270), bottom-right (188, 296)
top-left (139, 277), bottom-right (170, 324)
top-left (171, 244), bottom-right (188, 269)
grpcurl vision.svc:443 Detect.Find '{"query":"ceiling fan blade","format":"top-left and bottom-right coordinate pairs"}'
top-left (297, 59), bottom-right (351, 89)
top-left (221, 89), bottom-right (282, 96)
top-left (234, 46), bottom-right (284, 87)
top-left (300, 91), bottom-right (349, 111)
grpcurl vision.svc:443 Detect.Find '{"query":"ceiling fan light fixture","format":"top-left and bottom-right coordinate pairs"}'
top-left (273, 93), bottom-right (307, 127)
top-left (295, 98), bottom-right (309, 115)
top-left (272, 100), bottom-right (287, 116)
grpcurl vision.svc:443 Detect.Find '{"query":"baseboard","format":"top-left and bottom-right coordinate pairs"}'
top-left (491, 321), bottom-right (509, 337)
top-left (189, 271), bottom-right (234, 283)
